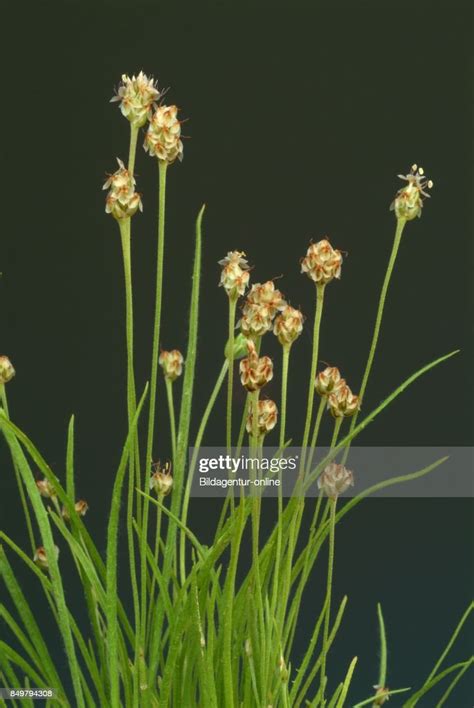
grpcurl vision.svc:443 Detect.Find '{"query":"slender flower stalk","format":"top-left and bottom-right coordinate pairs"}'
top-left (301, 283), bottom-right (325, 469)
top-left (279, 346), bottom-right (291, 449)
top-left (320, 497), bottom-right (337, 704)
top-left (226, 297), bottom-right (238, 451)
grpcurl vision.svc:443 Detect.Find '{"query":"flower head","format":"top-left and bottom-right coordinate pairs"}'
top-left (218, 251), bottom-right (250, 299)
top-left (62, 500), bottom-right (89, 521)
top-left (159, 350), bottom-right (184, 382)
top-left (239, 340), bottom-right (273, 392)
top-left (111, 72), bottom-right (160, 127)
top-left (328, 382), bottom-right (360, 418)
top-left (239, 305), bottom-right (273, 338)
top-left (390, 164), bottom-right (433, 221)
top-left (34, 545), bottom-right (59, 570)
top-left (36, 478), bottom-right (56, 499)
top-left (301, 239), bottom-right (343, 285)
top-left (244, 281), bottom-right (287, 320)
top-left (0, 356), bottom-right (15, 384)
top-left (373, 685), bottom-right (390, 705)
top-left (273, 306), bottom-right (304, 346)
top-left (315, 366), bottom-right (344, 397)
top-left (103, 158), bottom-right (143, 219)
top-left (318, 463), bottom-right (354, 499)
top-left (149, 461), bottom-right (173, 496)
top-left (246, 399), bottom-right (278, 435)
top-left (144, 105), bottom-right (184, 164)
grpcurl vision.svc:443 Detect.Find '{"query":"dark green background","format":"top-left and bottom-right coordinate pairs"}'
top-left (1, 0), bottom-right (472, 704)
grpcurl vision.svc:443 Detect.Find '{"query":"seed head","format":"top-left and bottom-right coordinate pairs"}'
top-left (244, 281), bottom-right (287, 320)
top-left (150, 461), bottom-right (173, 496)
top-left (318, 463), bottom-right (354, 499)
top-left (301, 239), bottom-right (343, 285)
top-left (34, 545), bottom-right (59, 570)
top-left (144, 105), bottom-right (184, 164)
top-left (0, 356), bottom-right (15, 384)
top-left (218, 251), bottom-right (250, 299)
top-left (328, 382), bottom-right (360, 418)
top-left (246, 399), bottom-right (278, 435)
top-left (36, 478), bottom-right (57, 499)
top-left (239, 340), bottom-right (273, 392)
top-left (239, 305), bottom-right (273, 338)
top-left (110, 72), bottom-right (160, 128)
top-left (315, 366), bottom-right (344, 397)
top-left (103, 158), bottom-right (143, 219)
top-left (273, 305), bottom-right (304, 346)
top-left (390, 164), bottom-right (433, 221)
top-left (62, 500), bottom-right (89, 521)
top-left (159, 350), bottom-right (184, 382)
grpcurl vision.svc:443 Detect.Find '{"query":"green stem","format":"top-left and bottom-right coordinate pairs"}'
top-left (320, 497), bottom-right (337, 706)
top-left (128, 124), bottom-right (139, 176)
top-left (165, 378), bottom-right (177, 462)
top-left (118, 218), bottom-right (141, 704)
top-left (179, 360), bottom-right (228, 583)
top-left (279, 346), bottom-right (291, 449)
top-left (0, 385), bottom-right (35, 553)
top-left (330, 417), bottom-right (343, 450)
top-left (226, 297), bottom-right (237, 452)
top-left (140, 160), bottom-right (168, 675)
top-left (301, 284), bottom-right (325, 469)
top-left (376, 603), bottom-right (388, 694)
top-left (305, 397), bottom-right (326, 477)
top-left (343, 217), bottom-right (406, 462)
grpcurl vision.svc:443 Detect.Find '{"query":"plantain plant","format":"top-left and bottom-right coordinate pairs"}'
top-left (0, 72), bottom-right (471, 707)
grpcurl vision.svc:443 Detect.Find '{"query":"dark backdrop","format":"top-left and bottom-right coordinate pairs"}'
top-left (0, 0), bottom-right (472, 704)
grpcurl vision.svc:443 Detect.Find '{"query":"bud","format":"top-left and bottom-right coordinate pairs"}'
top-left (301, 239), bottom-right (342, 285)
top-left (149, 461), bottom-right (173, 496)
top-left (278, 655), bottom-right (289, 683)
top-left (244, 281), bottom-right (286, 320)
top-left (328, 383), bottom-right (360, 418)
top-left (159, 350), bottom-right (184, 382)
top-left (33, 545), bottom-right (59, 570)
top-left (239, 340), bottom-right (273, 392)
top-left (103, 158), bottom-right (143, 219)
top-left (373, 685), bottom-right (390, 705)
top-left (315, 366), bottom-right (344, 397)
top-left (390, 164), bottom-right (433, 221)
top-left (317, 463), bottom-right (354, 499)
top-left (224, 333), bottom-right (249, 360)
top-left (62, 500), bottom-right (89, 521)
top-left (273, 305), bottom-right (304, 346)
top-left (246, 399), bottom-right (278, 435)
top-left (144, 105), bottom-right (184, 164)
top-left (0, 356), bottom-right (15, 384)
top-left (110, 72), bottom-right (160, 128)
top-left (218, 251), bottom-right (250, 299)
top-left (36, 478), bottom-right (56, 499)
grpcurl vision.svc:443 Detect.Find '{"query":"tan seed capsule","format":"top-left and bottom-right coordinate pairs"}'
top-left (149, 462), bottom-right (173, 496)
top-left (301, 239), bottom-right (342, 285)
top-left (317, 463), bottom-right (354, 499)
top-left (273, 306), bottom-right (304, 346)
top-left (0, 356), bottom-right (15, 384)
top-left (328, 383), bottom-right (360, 418)
top-left (218, 251), bottom-right (250, 299)
top-left (36, 478), bottom-right (57, 499)
top-left (159, 350), bottom-right (184, 382)
top-left (239, 340), bottom-right (273, 392)
top-left (246, 399), bottom-right (278, 435)
top-left (62, 500), bottom-right (89, 521)
top-left (144, 104), bottom-right (184, 164)
top-left (33, 545), bottom-right (59, 570)
top-left (103, 158), bottom-right (143, 219)
top-left (315, 366), bottom-right (344, 396)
